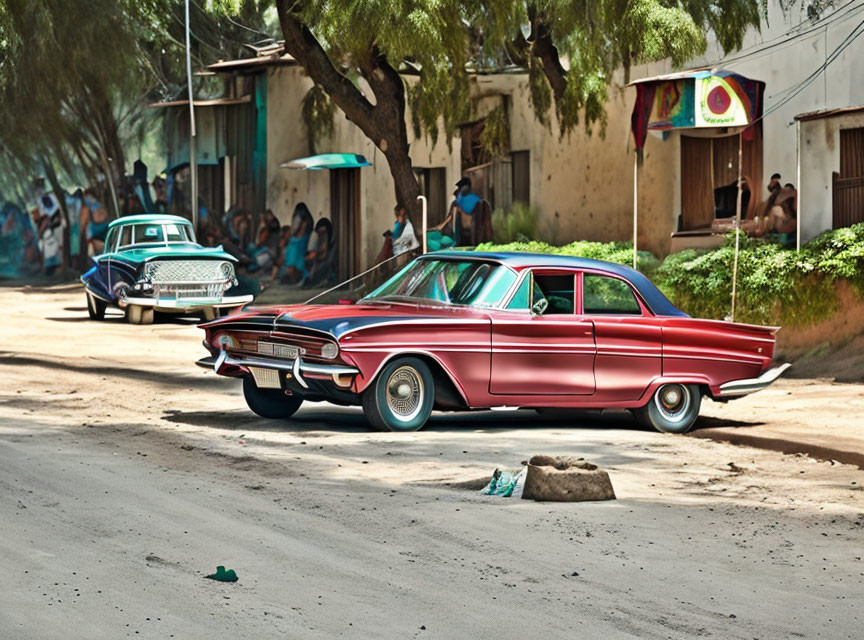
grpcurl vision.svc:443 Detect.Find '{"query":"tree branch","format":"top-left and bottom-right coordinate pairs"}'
top-left (276, 0), bottom-right (377, 136)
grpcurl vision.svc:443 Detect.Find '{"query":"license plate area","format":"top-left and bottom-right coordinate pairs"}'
top-left (257, 340), bottom-right (302, 359)
top-left (249, 366), bottom-right (281, 389)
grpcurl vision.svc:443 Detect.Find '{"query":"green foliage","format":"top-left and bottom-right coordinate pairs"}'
top-left (479, 104), bottom-right (510, 159)
top-left (0, 0), bottom-right (273, 195)
top-left (472, 0), bottom-right (766, 135)
top-left (480, 224), bottom-right (864, 329)
top-left (476, 238), bottom-right (661, 276)
top-left (491, 201), bottom-right (537, 244)
top-left (300, 85), bottom-right (336, 154)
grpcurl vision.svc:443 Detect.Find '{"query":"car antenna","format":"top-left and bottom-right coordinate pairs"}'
top-left (303, 252), bottom-right (412, 305)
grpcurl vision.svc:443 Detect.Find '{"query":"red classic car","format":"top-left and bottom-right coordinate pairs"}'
top-left (197, 251), bottom-right (789, 433)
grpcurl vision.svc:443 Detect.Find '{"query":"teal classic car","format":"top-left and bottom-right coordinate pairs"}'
top-left (81, 214), bottom-right (253, 324)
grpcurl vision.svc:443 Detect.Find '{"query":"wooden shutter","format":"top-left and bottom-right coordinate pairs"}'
top-left (680, 136), bottom-right (714, 230)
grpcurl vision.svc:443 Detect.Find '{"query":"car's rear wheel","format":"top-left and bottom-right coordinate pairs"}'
top-left (125, 304), bottom-right (154, 325)
top-left (362, 357), bottom-right (435, 432)
top-left (85, 291), bottom-right (107, 320)
top-left (633, 383), bottom-right (701, 434)
top-left (242, 376), bottom-right (303, 419)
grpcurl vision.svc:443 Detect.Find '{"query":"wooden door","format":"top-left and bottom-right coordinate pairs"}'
top-left (833, 128), bottom-right (864, 229)
top-left (680, 136), bottom-right (714, 230)
top-left (330, 168), bottom-right (360, 280)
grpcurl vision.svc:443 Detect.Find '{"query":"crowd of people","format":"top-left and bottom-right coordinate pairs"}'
top-left (0, 178), bottom-right (114, 278)
top-left (207, 203), bottom-right (338, 288)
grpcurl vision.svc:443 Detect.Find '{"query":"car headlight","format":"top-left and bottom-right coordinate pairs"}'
top-left (143, 263), bottom-right (156, 280)
top-left (320, 342), bottom-right (339, 360)
top-left (220, 262), bottom-right (234, 279)
top-left (214, 333), bottom-right (238, 350)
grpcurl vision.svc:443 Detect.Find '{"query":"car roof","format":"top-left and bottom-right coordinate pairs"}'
top-left (107, 214), bottom-right (192, 229)
top-left (421, 250), bottom-right (688, 317)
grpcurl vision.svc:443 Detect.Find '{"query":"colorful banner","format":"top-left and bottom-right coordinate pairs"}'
top-left (631, 70), bottom-right (764, 150)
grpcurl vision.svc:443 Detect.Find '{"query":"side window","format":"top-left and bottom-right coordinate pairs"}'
top-left (583, 274), bottom-right (642, 315)
top-left (119, 225), bottom-right (132, 248)
top-left (533, 274), bottom-right (575, 314)
top-left (506, 273), bottom-right (531, 310)
top-left (103, 229), bottom-right (117, 253)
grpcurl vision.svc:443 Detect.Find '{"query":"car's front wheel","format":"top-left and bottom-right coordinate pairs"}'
top-left (362, 357), bottom-right (435, 432)
top-left (633, 383), bottom-right (701, 434)
top-left (85, 291), bottom-right (107, 320)
top-left (242, 376), bottom-right (303, 419)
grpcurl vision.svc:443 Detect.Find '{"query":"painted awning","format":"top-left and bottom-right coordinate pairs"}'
top-left (630, 68), bottom-right (765, 150)
top-left (280, 153), bottom-right (371, 170)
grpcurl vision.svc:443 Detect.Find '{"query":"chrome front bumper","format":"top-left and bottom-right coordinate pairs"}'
top-left (196, 351), bottom-right (359, 390)
top-left (122, 293), bottom-right (253, 310)
top-left (716, 363), bottom-right (792, 397)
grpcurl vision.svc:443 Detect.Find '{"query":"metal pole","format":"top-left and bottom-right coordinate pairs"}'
top-left (731, 131), bottom-right (744, 322)
top-left (184, 0), bottom-right (198, 231)
top-left (417, 195), bottom-right (428, 254)
top-left (632, 153), bottom-right (638, 269)
top-left (796, 119), bottom-right (801, 252)
top-left (98, 147), bottom-right (121, 220)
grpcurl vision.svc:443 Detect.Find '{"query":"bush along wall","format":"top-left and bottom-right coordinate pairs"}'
top-left (477, 222), bottom-right (864, 329)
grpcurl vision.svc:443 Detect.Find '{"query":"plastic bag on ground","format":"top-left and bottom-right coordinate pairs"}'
top-left (480, 467), bottom-right (527, 498)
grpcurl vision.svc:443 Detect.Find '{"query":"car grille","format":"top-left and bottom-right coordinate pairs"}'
top-left (257, 340), bottom-right (303, 359)
top-left (153, 282), bottom-right (227, 300)
top-left (148, 260), bottom-right (232, 283)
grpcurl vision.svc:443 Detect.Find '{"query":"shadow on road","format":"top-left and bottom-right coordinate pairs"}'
top-left (0, 351), bottom-right (231, 391)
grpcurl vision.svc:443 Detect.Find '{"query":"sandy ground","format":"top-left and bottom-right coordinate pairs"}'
top-left (1, 285), bottom-right (862, 639)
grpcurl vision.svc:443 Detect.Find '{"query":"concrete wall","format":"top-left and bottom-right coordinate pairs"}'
top-left (266, 66), bottom-right (460, 269)
top-left (475, 69), bottom-right (679, 258)
top-left (799, 111), bottom-right (864, 241)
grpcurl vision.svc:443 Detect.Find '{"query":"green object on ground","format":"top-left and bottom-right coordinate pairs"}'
top-left (481, 468), bottom-right (526, 497)
top-left (206, 566), bottom-right (238, 582)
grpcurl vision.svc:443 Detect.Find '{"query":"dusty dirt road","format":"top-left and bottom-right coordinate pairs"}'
top-left (1, 286), bottom-right (862, 639)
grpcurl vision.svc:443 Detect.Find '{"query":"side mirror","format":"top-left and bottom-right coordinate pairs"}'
top-left (531, 297), bottom-right (549, 316)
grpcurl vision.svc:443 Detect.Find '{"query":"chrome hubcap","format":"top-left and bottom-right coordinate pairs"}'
top-left (654, 384), bottom-right (690, 423)
top-left (386, 366), bottom-right (423, 422)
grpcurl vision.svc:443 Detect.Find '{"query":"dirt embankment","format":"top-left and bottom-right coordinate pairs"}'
top-left (775, 282), bottom-right (864, 382)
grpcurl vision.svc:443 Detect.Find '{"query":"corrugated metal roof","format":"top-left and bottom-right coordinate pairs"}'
top-left (794, 104), bottom-right (864, 122)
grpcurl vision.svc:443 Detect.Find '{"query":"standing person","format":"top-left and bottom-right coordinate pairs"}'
top-left (83, 189), bottom-right (110, 255)
top-left (432, 177), bottom-right (481, 245)
top-left (38, 194), bottom-right (64, 276)
top-left (151, 176), bottom-right (169, 214)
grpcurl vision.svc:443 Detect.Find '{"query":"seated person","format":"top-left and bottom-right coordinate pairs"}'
top-left (280, 203), bottom-right (313, 284)
top-left (303, 218), bottom-right (337, 287)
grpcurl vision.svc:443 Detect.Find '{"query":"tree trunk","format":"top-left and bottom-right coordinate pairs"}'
top-left (276, 1), bottom-right (423, 226)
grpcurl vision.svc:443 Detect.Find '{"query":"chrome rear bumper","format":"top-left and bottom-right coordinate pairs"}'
top-left (196, 352), bottom-right (359, 390)
top-left (717, 363), bottom-right (792, 397)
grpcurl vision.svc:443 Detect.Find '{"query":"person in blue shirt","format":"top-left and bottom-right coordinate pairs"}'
top-left (432, 177), bottom-right (481, 245)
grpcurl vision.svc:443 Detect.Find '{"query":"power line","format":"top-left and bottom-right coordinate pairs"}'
top-left (718, 0), bottom-right (864, 66)
top-left (759, 15), bottom-right (864, 121)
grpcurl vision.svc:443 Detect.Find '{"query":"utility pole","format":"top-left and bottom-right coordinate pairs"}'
top-left (185, 0), bottom-right (198, 231)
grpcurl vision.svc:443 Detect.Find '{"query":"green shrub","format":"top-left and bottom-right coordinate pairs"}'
top-left (478, 222), bottom-right (864, 328)
top-left (476, 238), bottom-right (660, 277)
top-left (490, 202), bottom-right (538, 244)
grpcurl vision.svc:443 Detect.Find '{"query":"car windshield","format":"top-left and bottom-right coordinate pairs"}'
top-left (361, 258), bottom-right (516, 307)
top-left (118, 223), bottom-right (195, 249)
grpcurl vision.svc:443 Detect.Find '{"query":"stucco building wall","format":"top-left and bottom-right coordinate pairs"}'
top-left (799, 111), bottom-right (864, 241)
